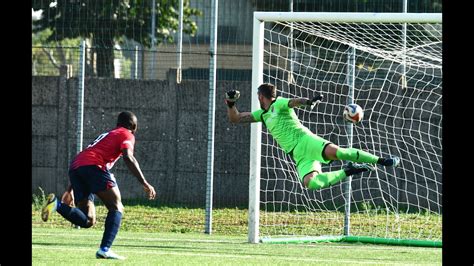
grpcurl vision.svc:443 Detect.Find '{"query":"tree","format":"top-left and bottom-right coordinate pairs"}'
top-left (32, 0), bottom-right (202, 77)
top-left (32, 26), bottom-right (83, 76)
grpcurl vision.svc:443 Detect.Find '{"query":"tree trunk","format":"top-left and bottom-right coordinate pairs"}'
top-left (93, 36), bottom-right (115, 78)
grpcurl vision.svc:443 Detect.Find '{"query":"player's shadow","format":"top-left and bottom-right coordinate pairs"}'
top-left (33, 241), bottom-right (292, 257)
top-left (114, 243), bottom-right (215, 252)
top-left (32, 241), bottom-right (92, 247)
top-left (114, 243), bottom-right (275, 257)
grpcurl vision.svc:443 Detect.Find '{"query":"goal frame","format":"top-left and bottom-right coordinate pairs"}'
top-left (248, 12), bottom-right (442, 246)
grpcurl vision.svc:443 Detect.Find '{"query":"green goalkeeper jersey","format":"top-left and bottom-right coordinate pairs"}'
top-left (251, 97), bottom-right (313, 154)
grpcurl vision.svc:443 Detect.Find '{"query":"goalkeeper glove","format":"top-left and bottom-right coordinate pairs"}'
top-left (225, 90), bottom-right (240, 108)
top-left (306, 92), bottom-right (323, 109)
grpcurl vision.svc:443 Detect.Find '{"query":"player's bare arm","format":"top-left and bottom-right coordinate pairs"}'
top-left (122, 148), bottom-right (156, 199)
top-left (288, 98), bottom-right (312, 108)
top-left (225, 90), bottom-right (256, 123)
top-left (288, 92), bottom-right (324, 109)
top-left (228, 109), bottom-right (256, 123)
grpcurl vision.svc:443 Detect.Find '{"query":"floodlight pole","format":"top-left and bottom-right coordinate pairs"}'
top-left (76, 40), bottom-right (86, 155)
top-left (73, 39), bottom-right (86, 230)
top-left (177, 0), bottom-right (183, 83)
top-left (205, 0), bottom-right (218, 235)
top-left (288, 0), bottom-right (295, 83)
top-left (150, 0), bottom-right (156, 79)
top-left (401, 0), bottom-right (408, 89)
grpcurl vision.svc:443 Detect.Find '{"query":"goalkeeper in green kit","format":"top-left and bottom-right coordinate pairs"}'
top-left (225, 83), bottom-right (400, 190)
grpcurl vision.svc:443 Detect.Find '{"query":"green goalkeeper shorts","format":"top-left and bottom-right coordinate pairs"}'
top-left (292, 133), bottom-right (332, 181)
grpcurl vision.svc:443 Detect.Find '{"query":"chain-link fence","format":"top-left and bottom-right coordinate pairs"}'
top-left (32, 0), bottom-right (441, 81)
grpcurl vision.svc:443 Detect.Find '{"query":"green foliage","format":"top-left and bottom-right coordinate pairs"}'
top-left (32, 0), bottom-right (202, 77)
top-left (32, 0), bottom-right (202, 47)
top-left (32, 28), bottom-right (81, 76)
top-left (114, 48), bottom-right (133, 78)
top-left (32, 187), bottom-right (46, 211)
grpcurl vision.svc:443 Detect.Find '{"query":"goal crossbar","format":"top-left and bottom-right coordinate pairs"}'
top-left (254, 12), bottom-right (441, 23)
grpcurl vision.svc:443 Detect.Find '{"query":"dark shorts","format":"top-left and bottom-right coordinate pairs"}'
top-left (68, 165), bottom-right (117, 204)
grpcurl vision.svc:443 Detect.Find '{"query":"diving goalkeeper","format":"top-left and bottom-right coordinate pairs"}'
top-left (225, 83), bottom-right (399, 190)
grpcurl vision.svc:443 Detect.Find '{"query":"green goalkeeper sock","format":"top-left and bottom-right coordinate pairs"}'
top-left (336, 148), bottom-right (378, 164)
top-left (308, 170), bottom-right (347, 190)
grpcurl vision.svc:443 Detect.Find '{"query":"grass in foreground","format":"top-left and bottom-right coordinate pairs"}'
top-left (32, 227), bottom-right (441, 265)
top-left (32, 200), bottom-right (441, 240)
top-left (32, 197), bottom-right (441, 264)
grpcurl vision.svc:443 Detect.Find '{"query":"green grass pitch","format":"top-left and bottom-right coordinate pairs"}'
top-left (32, 227), bottom-right (441, 265)
top-left (32, 199), bottom-right (441, 265)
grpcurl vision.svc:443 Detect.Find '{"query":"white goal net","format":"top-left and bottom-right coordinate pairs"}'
top-left (249, 13), bottom-right (441, 244)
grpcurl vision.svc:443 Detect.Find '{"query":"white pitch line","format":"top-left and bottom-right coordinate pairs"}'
top-left (32, 245), bottom-right (429, 265)
top-left (33, 232), bottom-right (241, 244)
top-left (32, 232), bottom-right (440, 252)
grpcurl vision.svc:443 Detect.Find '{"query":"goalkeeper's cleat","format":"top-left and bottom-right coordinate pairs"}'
top-left (343, 162), bottom-right (375, 176)
top-left (41, 193), bottom-right (58, 222)
top-left (378, 156), bottom-right (400, 167)
top-left (96, 248), bottom-right (126, 260)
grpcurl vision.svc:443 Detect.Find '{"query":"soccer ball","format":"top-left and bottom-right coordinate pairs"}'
top-left (343, 103), bottom-right (364, 123)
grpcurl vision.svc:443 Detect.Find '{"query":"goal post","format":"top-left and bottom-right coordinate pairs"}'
top-left (248, 15), bottom-right (264, 244)
top-left (249, 12), bottom-right (442, 247)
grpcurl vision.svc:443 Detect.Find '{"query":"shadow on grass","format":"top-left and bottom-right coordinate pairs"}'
top-left (114, 243), bottom-right (284, 257)
top-left (118, 199), bottom-right (248, 210)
